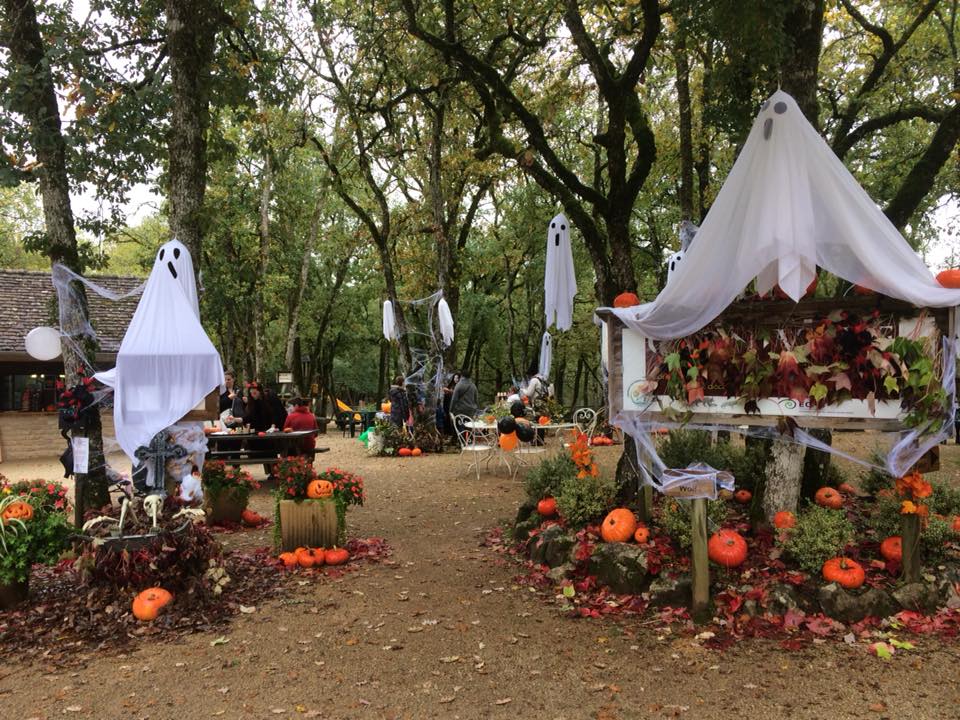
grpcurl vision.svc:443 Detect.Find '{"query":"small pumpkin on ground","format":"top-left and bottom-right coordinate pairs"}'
top-left (312, 548), bottom-right (326, 565)
top-left (536, 497), bottom-right (558, 518)
top-left (822, 557), bottom-right (865, 589)
top-left (297, 551), bottom-right (316, 569)
top-left (633, 524), bottom-right (650, 544)
top-left (325, 547), bottom-right (350, 566)
top-left (952, 516), bottom-right (960, 533)
top-left (879, 536), bottom-right (902, 563)
top-left (837, 482), bottom-right (857, 495)
top-left (600, 508), bottom-right (638, 543)
top-left (734, 489), bottom-right (752, 505)
top-left (306, 479), bottom-right (334, 499)
top-left (814, 487), bottom-right (843, 510)
top-left (707, 529), bottom-right (748, 568)
top-left (278, 552), bottom-right (298, 568)
top-left (241, 509), bottom-right (263, 526)
top-left (773, 511), bottom-right (796, 529)
top-left (1, 500), bottom-right (34, 523)
top-left (132, 587), bottom-right (174, 622)
top-left (411, 447), bottom-right (423, 457)
top-left (398, 447), bottom-right (413, 457)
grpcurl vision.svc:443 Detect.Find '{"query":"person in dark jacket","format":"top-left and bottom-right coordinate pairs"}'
top-left (264, 387), bottom-right (288, 430)
top-left (450, 370), bottom-right (479, 418)
top-left (284, 397), bottom-right (318, 454)
top-left (442, 372), bottom-right (460, 436)
top-left (388, 375), bottom-right (409, 428)
top-left (219, 370), bottom-right (244, 415)
top-left (242, 381), bottom-right (273, 432)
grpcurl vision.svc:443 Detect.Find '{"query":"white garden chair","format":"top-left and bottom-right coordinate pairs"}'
top-left (573, 407), bottom-right (599, 441)
top-left (453, 414), bottom-right (496, 480)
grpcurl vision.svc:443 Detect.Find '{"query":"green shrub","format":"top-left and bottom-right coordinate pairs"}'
top-left (929, 480), bottom-right (960, 517)
top-left (660, 498), bottom-right (728, 549)
top-left (866, 492), bottom-right (902, 540)
top-left (556, 473), bottom-right (616, 529)
top-left (657, 430), bottom-right (766, 492)
top-left (867, 488), bottom-right (960, 564)
top-left (859, 452), bottom-right (894, 495)
top-left (922, 515), bottom-right (957, 563)
top-left (780, 505), bottom-right (856, 575)
top-left (524, 452), bottom-right (577, 502)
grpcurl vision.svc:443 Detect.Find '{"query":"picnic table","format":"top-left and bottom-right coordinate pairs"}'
top-left (205, 429), bottom-right (329, 466)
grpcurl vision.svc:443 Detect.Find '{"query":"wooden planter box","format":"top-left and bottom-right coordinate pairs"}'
top-left (0, 577), bottom-right (29, 610)
top-left (204, 487), bottom-right (248, 524)
top-left (278, 498), bottom-right (342, 551)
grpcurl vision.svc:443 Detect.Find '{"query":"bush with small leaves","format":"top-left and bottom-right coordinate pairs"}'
top-left (660, 498), bottom-right (728, 550)
top-left (524, 452), bottom-right (577, 503)
top-left (779, 504), bottom-right (856, 575)
top-left (555, 472), bottom-right (616, 529)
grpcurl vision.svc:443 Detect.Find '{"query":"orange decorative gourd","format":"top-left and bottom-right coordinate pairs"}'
top-left (633, 524), bottom-right (650, 544)
top-left (707, 529), bottom-right (748, 568)
top-left (734, 489), bottom-right (752, 505)
top-left (324, 547), bottom-right (349, 566)
top-left (538, 416), bottom-right (551, 425)
top-left (773, 511), bottom-right (796, 529)
top-left (306, 479), bottom-right (334, 499)
top-left (822, 557), bottom-right (865, 589)
top-left (814, 487), bottom-right (843, 510)
top-left (411, 447), bottom-right (422, 457)
top-left (536, 497), bottom-right (557, 518)
top-left (132, 587), bottom-right (173, 621)
top-left (279, 552), bottom-right (298, 568)
top-left (1, 500), bottom-right (34, 523)
top-left (398, 447), bottom-right (413, 457)
top-left (936, 269), bottom-right (960, 288)
top-left (613, 292), bottom-right (640, 308)
top-left (600, 508), bottom-right (637, 543)
top-left (879, 536), bottom-right (902, 563)
top-left (381, 401), bottom-right (392, 413)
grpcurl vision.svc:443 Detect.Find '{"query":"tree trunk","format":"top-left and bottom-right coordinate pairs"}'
top-left (762, 439), bottom-right (805, 523)
top-left (673, 15), bottom-right (695, 220)
top-left (800, 428), bottom-right (833, 501)
top-left (2, 0), bottom-right (109, 512)
top-left (166, 0), bottom-right (219, 269)
top-left (779, 0), bottom-right (825, 129)
top-left (285, 195), bottom-right (321, 379)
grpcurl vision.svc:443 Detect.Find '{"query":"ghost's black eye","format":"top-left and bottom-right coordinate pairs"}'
top-left (551, 223), bottom-right (555, 228)
top-left (774, 102), bottom-right (787, 114)
top-left (173, 247), bottom-right (181, 259)
top-left (561, 224), bottom-right (566, 230)
top-left (159, 249), bottom-right (165, 260)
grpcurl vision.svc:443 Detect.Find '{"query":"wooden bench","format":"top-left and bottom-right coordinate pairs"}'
top-left (207, 446), bottom-right (330, 465)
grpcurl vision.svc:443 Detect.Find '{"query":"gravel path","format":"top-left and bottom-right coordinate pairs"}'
top-left (1, 434), bottom-right (958, 719)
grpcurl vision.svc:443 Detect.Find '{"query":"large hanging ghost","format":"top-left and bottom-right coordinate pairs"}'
top-left (544, 213), bottom-right (577, 331)
top-left (95, 239), bottom-right (224, 463)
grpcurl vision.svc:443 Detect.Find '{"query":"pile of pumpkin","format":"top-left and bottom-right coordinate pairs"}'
top-left (277, 546), bottom-right (350, 569)
top-left (588, 435), bottom-right (615, 446)
top-left (396, 447), bottom-right (424, 457)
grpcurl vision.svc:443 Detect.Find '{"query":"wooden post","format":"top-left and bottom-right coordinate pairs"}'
top-left (690, 498), bottom-right (710, 622)
top-left (900, 513), bottom-right (921, 584)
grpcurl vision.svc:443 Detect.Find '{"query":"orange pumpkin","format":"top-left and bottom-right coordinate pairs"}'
top-left (953, 516), bottom-right (960, 533)
top-left (324, 547), bottom-right (349, 566)
top-left (241, 509), bottom-right (262, 526)
top-left (536, 497), bottom-right (557, 518)
top-left (936, 269), bottom-right (960, 288)
top-left (398, 447), bottom-right (413, 457)
top-left (1, 500), bottom-right (34, 523)
top-left (600, 508), bottom-right (637, 543)
top-left (538, 416), bottom-right (551, 425)
top-left (312, 548), bottom-right (326, 565)
top-left (296, 550), bottom-right (316, 568)
top-left (633, 524), bottom-right (650, 544)
top-left (837, 482), bottom-right (857, 495)
top-left (822, 557), bottom-right (865, 589)
top-left (306, 479), bottom-right (334, 498)
top-left (773, 511), bottom-right (796, 529)
top-left (879, 536), bottom-right (902, 563)
top-left (814, 487), bottom-right (843, 510)
top-left (411, 447), bottom-right (422, 457)
top-left (707, 529), bottom-right (748, 568)
top-left (279, 552), bottom-right (298, 568)
top-left (613, 291), bottom-right (640, 308)
top-left (734, 489), bottom-right (752, 505)
top-left (132, 587), bottom-right (173, 622)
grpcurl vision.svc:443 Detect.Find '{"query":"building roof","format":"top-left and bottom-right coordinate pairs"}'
top-left (0, 268), bottom-right (143, 357)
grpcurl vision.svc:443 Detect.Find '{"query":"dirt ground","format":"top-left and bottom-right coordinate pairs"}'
top-left (1, 432), bottom-right (959, 720)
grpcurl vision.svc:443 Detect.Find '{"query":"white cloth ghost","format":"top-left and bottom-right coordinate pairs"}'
top-left (95, 239), bottom-right (224, 462)
top-left (666, 221), bottom-right (699, 285)
top-left (437, 297), bottom-right (455, 347)
top-left (538, 331), bottom-right (552, 380)
top-left (383, 300), bottom-right (397, 341)
top-left (607, 90), bottom-right (960, 340)
top-left (544, 213), bottom-right (577, 331)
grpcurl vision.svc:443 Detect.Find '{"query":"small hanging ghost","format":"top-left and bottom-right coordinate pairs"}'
top-left (666, 220), bottom-right (699, 284)
top-left (437, 296), bottom-right (455, 348)
top-left (538, 331), bottom-right (552, 380)
top-left (382, 300), bottom-right (397, 341)
top-left (544, 213), bottom-right (577, 331)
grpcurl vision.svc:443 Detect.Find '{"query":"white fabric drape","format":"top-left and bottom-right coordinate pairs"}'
top-left (95, 240), bottom-right (224, 462)
top-left (606, 90), bottom-right (960, 340)
top-left (382, 300), bottom-right (397, 341)
top-left (538, 331), bottom-right (552, 379)
top-left (437, 297), bottom-right (455, 348)
top-left (544, 212), bottom-right (577, 331)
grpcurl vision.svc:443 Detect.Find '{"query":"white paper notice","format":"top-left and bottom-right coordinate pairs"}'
top-left (72, 436), bottom-right (89, 474)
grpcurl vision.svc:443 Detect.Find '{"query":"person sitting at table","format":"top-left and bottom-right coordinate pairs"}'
top-left (241, 381), bottom-right (273, 432)
top-left (388, 375), bottom-right (409, 429)
top-left (265, 386), bottom-right (288, 429)
top-left (283, 397), bottom-right (318, 455)
top-left (219, 370), bottom-right (245, 417)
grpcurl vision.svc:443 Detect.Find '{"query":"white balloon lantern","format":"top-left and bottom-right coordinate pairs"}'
top-left (24, 326), bottom-right (62, 361)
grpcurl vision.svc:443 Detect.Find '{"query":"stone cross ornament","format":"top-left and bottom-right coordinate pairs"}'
top-left (133, 431), bottom-right (187, 495)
